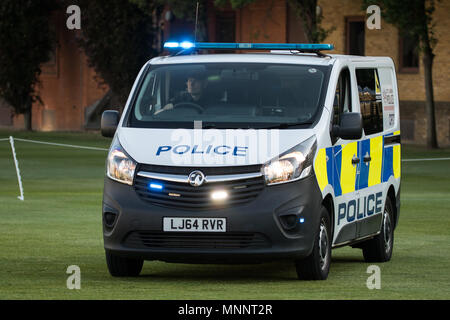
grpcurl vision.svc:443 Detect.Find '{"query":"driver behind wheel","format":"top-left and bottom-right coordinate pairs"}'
top-left (155, 71), bottom-right (209, 114)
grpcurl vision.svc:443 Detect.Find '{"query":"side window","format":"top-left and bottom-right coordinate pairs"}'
top-left (134, 71), bottom-right (160, 119)
top-left (332, 68), bottom-right (352, 126)
top-left (356, 68), bottom-right (383, 135)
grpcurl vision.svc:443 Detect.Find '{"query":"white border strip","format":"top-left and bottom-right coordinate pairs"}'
top-left (402, 157), bottom-right (450, 162)
top-left (9, 136), bottom-right (24, 201)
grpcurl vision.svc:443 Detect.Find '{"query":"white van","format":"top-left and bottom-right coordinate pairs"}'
top-left (101, 42), bottom-right (401, 280)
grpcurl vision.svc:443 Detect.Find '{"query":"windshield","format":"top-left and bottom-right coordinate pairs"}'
top-left (126, 62), bottom-right (331, 129)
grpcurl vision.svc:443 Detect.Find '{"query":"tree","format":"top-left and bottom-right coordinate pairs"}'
top-left (74, 0), bottom-right (158, 106)
top-left (362, 0), bottom-right (439, 148)
top-left (216, 0), bottom-right (333, 43)
top-left (0, 0), bottom-right (57, 130)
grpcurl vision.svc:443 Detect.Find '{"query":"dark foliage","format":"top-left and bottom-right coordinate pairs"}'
top-left (75, 0), bottom-right (157, 105)
top-left (0, 0), bottom-right (57, 129)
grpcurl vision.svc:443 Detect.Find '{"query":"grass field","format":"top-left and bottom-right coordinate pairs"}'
top-left (0, 130), bottom-right (449, 300)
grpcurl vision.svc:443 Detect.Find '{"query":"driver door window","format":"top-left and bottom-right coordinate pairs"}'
top-left (332, 67), bottom-right (352, 126)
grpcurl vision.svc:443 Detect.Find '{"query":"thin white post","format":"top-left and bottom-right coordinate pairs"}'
top-left (9, 136), bottom-right (24, 201)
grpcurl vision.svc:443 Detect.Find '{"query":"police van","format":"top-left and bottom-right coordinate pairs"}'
top-left (101, 42), bottom-right (401, 280)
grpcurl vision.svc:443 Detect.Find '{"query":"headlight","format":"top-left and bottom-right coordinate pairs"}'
top-left (106, 136), bottom-right (136, 185)
top-left (262, 135), bottom-right (317, 185)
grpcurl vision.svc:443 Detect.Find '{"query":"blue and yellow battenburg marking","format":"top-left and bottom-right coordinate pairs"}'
top-left (314, 131), bottom-right (401, 196)
top-left (392, 131), bottom-right (401, 179)
top-left (340, 141), bottom-right (358, 194)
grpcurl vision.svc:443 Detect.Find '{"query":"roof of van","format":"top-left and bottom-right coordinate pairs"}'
top-left (149, 52), bottom-right (393, 66)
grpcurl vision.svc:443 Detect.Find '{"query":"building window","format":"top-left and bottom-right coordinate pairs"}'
top-left (41, 48), bottom-right (58, 76)
top-left (207, 10), bottom-right (235, 53)
top-left (399, 33), bottom-right (419, 73)
top-left (215, 11), bottom-right (235, 42)
top-left (287, 5), bottom-right (307, 43)
top-left (168, 17), bottom-right (194, 41)
top-left (346, 17), bottom-right (365, 56)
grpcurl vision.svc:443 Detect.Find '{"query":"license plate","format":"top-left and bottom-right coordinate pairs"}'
top-left (163, 217), bottom-right (226, 232)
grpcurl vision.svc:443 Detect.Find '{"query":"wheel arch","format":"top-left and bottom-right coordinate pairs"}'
top-left (387, 185), bottom-right (398, 229)
top-left (322, 193), bottom-right (335, 238)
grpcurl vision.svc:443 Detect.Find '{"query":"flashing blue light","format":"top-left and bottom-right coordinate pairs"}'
top-left (149, 182), bottom-right (163, 190)
top-left (180, 41), bottom-right (195, 49)
top-left (164, 41), bottom-right (179, 48)
top-left (299, 218), bottom-right (305, 224)
top-left (163, 41), bottom-right (334, 51)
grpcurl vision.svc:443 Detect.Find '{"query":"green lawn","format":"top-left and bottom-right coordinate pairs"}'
top-left (0, 130), bottom-right (449, 299)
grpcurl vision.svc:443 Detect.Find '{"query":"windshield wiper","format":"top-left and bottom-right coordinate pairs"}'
top-left (263, 121), bottom-right (313, 129)
top-left (201, 124), bottom-right (217, 129)
top-left (194, 123), bottom-right (313, 129)
top-left (201, 124), bottom-right (253, 129)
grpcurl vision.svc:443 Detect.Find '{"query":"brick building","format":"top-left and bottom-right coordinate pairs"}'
top-left (1, 0), bottom-right (449, 146)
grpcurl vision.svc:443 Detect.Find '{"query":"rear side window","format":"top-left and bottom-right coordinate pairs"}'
top-left (356, 68), bottom-right (383, 135)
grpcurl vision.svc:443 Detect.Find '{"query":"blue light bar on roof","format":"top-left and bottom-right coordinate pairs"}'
top-left (163, 41), bottom-right (334, 51)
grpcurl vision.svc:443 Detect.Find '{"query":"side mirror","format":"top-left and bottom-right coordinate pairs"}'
top-left (332, 112), bottom-right (363, 140)
top-left (101, 110), bottom-right (120, 137)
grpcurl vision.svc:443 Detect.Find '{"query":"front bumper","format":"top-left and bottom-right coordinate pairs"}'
top-left (102, 174), bottom-right (323, 263)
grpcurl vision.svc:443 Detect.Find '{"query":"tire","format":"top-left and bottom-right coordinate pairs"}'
top-left (105, 251), bottom-right (144, 277)
top-left (295, 206), bottom-right (332, 280)
top-left (362, 197), bottom-right (394, 262)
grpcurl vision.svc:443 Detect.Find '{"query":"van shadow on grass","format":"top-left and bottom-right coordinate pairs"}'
top-left (135, 254), bottom-right (367, 282)
top-left (139, 261), bottom-right (295, 281)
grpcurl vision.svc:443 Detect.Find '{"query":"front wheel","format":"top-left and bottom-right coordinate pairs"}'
top-left (105, 251), bottom-right (143, 277)
top-left (295, 206), bottom-right (331, 280)
top-left (361, 197), bottom-right (395, 262)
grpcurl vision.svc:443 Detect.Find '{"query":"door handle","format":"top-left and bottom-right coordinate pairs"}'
top-left (363, 155), bottom-right (372, 162)
top-left (352, 155), bottom-right (360, 165)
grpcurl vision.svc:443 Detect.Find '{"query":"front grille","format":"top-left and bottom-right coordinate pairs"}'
top-left (138, 164), bottom-right (262, 176)
top-left (123, 231), bottom-right (271, 249)
top-left (134, 169), bottom-right (265, 210)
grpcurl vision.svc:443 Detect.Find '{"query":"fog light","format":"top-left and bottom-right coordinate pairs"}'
top-left (104, 212), bottom-right (117, 227)
top-left (211, 190), bottom-right (228, 201)
top-left (280, 214), bottom-right (298, 230)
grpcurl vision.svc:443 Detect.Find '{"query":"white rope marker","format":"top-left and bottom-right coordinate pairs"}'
top-left (12, 137), bottom-right (108, 151)
top-left (9, 136), bottom-right (24, 201)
